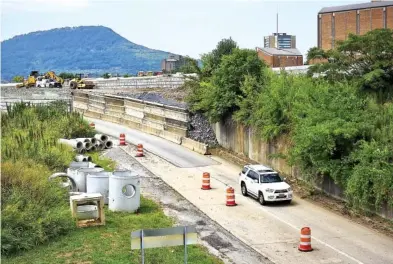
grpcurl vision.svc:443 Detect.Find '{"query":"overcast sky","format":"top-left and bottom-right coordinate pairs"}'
top-left (1, 0), bottom-right (362, 58)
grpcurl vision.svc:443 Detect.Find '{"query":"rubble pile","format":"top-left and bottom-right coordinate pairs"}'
top-left (188, 112), bottom-right (218, 147)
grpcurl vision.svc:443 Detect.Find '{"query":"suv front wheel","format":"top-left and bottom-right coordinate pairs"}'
top-left (241, 183), bottom-right (248, 196)
top-left (258, 192), bottom-right (266, 205)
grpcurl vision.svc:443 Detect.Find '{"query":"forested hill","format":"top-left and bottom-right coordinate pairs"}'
top-left (1, 26), bottom-right (172, 81)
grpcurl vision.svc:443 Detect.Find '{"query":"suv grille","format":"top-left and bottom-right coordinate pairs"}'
top-left (274, 189), bottom-right (287, 193)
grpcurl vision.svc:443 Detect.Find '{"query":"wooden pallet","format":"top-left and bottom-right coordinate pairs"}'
top-left (70, 193), bottom-right (105, 228)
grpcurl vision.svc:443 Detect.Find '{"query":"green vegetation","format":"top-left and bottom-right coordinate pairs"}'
top-left (2, 102), bottom-right (222, 264)
top-left (1, 102), bottom-right (94, 256)
top-left (186, 29), bottom-right (393, 214)
top-left (58, 72), bottom-right (76, 80)
top-left (3, 198), bottom-right (222, 264)
top-left (12, 75), bottom-right (24, 82)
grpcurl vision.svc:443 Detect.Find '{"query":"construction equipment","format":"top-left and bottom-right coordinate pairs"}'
top-left (69, 74), bottom-right (95, 89)
top-left (16, 71), bottom-right (39, 88)
top-left (44, 71), bottom-right (64, 88)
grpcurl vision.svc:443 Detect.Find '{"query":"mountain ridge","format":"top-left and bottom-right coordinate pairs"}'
top-left (1, 25), bottom-right (174, 81)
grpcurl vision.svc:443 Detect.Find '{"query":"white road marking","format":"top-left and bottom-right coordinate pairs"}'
top-left (237, 192), bottom-right (365, 264)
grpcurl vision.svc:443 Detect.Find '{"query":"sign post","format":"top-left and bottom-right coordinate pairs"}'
top-left (131, 225), bottom-right (197, 264)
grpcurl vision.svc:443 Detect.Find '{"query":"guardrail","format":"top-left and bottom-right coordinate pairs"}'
top-left (72, 92), bottom-right (209, 154)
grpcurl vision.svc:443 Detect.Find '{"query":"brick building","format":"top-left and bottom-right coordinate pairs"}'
top-left (256, 47), bottom-right (303, 68)
top-left (318, 0), bottom-right (393, 50)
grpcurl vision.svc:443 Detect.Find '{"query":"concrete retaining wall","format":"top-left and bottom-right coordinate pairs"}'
top-left (73, 92), bottom-right (209, 154)
top-left (91, 76), bottom-right (188, 89)
top-left (212, 119), bottom-right (393, 219)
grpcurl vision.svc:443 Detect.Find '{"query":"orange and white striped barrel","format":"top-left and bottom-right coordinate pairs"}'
top-left (119, 133), bottom-right (126, 146)
top-left (226, 186), bottom-right (237, 206)
top-left (201, 172), bottom-right (211, 190)
top-left (89, 122), bottom-right (95, 129)
top-left (298, 227), bottom-right (313, 252)
top-left (135, 143), bottom-right (144, 157)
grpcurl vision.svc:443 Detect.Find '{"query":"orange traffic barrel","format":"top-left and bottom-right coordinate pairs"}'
top-left (89, 122), bottom-right (95, 129)
top-left (135, 144), bottom-right (144, 157)
top-left (201, 172), bottom-right (211, 190)
top-left (298, 227), bottom-right (313, 252)
top-left (226, 186), bottom-right (237, 206)
top-left (119, 133), bottom-right (126, 146)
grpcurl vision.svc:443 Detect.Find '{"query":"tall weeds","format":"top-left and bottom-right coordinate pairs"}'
top-left (1, 101), bottom-right (94, 256)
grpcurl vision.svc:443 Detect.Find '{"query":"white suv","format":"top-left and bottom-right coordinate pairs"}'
top-left (239, 164), bottom-right (293, 205)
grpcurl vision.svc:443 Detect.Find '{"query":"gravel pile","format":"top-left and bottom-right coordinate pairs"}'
top-left (116, 92), bottom-right (187, 109)
top-left (188, 112), bottom-right (218, 146)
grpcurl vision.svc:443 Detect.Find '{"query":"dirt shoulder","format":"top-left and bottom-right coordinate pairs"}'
top-left (103, 146), bottom-right (272, 264)
top-left (209, 147), bottom-right (393, 239)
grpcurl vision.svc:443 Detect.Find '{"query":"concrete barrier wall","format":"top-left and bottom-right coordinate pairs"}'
top-left (212, 119), bottom-right (393, 219)
top-left (73, 92), bottom-right (209, 153)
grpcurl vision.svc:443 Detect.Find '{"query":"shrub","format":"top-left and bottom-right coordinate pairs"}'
top-left (1, 161), bottom-right (74, 256)
top-left (1, 102), bottom-right (95, 256)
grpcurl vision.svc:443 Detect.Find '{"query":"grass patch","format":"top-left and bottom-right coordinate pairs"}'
top-left (89, 152), bottom-right (116, 171)
top-left (3, 197), bottom-right (223, 264)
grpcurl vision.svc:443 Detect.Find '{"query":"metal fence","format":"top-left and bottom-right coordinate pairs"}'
top-left (1, 98), bottom-right (73, 112)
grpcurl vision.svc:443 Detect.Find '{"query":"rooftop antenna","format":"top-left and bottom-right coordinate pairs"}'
top-left (276, 8), bottom-right (279, 49)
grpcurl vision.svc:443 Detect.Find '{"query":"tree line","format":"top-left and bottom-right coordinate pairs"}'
top-left (185, 29), bottom-right (393, 214)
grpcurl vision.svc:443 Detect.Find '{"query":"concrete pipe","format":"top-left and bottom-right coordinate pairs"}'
top-left (79, 148), bottom-right (87, 154)
top-left (75, 155), bottom-right (87, 162)
top-left (48, 172), bottom-right (77, 191)
top-left (84, 142), bottom-right (92, 150)
top-left (76, 138), bottom-right (91, 143)
top-left (75, 155), bottom-right (92, 162)
top-left (95, 141), bottom-right (105, 151)
top-left (94, 134), bottom-right (108, 143)
top-left (105, 140), bottom-right (113, 149)
top-left (59, 139), bottom-right (83, 150)
top-left (90, 138), bottom-right (97, 145)
top-left (88, 145), bottom-right (97, 152)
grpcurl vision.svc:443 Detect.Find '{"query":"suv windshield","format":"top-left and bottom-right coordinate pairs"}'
top-left (260, 173), bottom-right (283, 183)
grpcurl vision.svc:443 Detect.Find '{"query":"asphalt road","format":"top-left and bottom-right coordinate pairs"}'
top-left (92, 117), bottom-right (393, 264)
top-left (86, 117), bottom-right (218, 168)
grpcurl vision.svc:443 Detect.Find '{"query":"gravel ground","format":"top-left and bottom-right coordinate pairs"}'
top-left (103, 145), bottom-right (272, 264)
top-left (116, 92), bottom-right (188, 109)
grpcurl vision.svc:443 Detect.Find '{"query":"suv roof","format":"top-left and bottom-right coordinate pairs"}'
top-left (245, 164), bottom-right (274, 173)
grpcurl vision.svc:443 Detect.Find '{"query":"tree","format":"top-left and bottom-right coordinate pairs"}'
top-left (102, 73), bottom-right (111, 79)
top-left (200, 37), bottom-right (238, 79)
top-left (305, 47), bottom-right (327, 64)
top-left (12, 75), bottom-right (24, 83)
top-left (58, 72), bottom-right (75, 79)
top-left (177, 56), bottom-right (200, 74)
top-left (123, 74), bottom-right (131, 78)
top-left (308, 29), bottom-right (393, 103)
top-left (189, 48), bottom-right (267, 122)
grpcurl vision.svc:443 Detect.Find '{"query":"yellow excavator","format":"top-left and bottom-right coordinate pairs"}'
top-left (16, 71), bottom-right (39, 88)
top-left (69, 73), bottom-right (95, 89)
top-left (16, 71), bottom-right (64, 88)
top-left (44, 71), bottom-right (64, 88)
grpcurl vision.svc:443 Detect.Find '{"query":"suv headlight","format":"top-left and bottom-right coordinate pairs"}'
top-left (287, 187), bottom-right (292, 192)
top-left (265, 188), bottom-right (274, 193)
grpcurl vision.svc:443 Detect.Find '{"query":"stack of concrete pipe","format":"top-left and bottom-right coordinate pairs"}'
top-left (59, 134), bottom-right (113, 154)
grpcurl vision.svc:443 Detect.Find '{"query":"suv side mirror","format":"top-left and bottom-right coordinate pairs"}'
top-left (253, 179), bottom-right (259, 183)
top-left (283, 177), bottom-right (287, 181)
